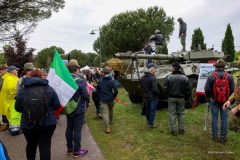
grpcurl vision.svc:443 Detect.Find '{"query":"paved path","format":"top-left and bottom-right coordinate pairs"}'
top-left (0, 116), bottom-right (104, 160)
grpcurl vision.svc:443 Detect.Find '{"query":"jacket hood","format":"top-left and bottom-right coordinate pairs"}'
top-left (23, 77), bottom-right (48, 87)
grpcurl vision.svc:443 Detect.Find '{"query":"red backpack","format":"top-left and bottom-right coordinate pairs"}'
top-left (212, 71), bottom-right (230, 104)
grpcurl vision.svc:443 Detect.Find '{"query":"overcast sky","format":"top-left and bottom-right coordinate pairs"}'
top-left (27, 0), bottom-right (240, 54)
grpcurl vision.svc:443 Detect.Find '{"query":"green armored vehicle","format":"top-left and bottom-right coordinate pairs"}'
top-left (114, 50), bottom-right (231, 108)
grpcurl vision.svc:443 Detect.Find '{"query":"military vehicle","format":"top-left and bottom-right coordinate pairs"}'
top-left (114, 50), bottom-right (234, 108)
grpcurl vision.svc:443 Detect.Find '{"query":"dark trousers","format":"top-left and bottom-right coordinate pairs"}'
top-left (93, 100), bottom-right (100, 114)
top-left (65, 112), bottom-right (85, 151)
top-left (23, 125), bottom-right (56, 160)
top-left (210, 101), bottom-right (228, 138)
top-left (144, 98), bottom-right (158, 125)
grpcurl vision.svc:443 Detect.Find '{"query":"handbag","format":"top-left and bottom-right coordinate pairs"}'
top-left (61, 76), bottom-right (81, 115)
top-left (61, 96), bottom-right (81, 115)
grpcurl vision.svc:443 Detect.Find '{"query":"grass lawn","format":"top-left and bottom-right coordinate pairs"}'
top-left (86, 88), bottom-right (240, 160)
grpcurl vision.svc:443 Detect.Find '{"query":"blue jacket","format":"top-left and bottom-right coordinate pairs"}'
top-left (150, 34), bottom-right (164, 45)
top-left (204, 68), bottom-right (234, 101)
top-left (15, 77), bottom-right (60, 128)
top-left (97, 76), bottom-right (118, 103)
top-left (71, 74), bottom-right (90, 114)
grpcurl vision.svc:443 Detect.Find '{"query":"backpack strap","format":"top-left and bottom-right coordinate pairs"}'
top-left (212, 71), bottom-right (220, 80)
top-left (223, 72), bottom-right (229, 80)
top-left (74, 77), bottom-right (80, 81)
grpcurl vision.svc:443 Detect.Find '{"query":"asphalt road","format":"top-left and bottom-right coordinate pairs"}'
top-left (0, 116), bottom-right (104, 160)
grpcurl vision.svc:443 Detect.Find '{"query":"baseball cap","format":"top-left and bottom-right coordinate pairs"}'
top-left (7, 65), bottom-right (19, 72)
top-left (147, 63), bottom-right (157, 69)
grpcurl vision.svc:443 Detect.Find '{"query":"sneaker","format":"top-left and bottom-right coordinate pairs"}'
top-left (171, 131), bottom-right (177, 136)
top-left (73, 148), bottom-right (88, 157)
top-left (221, 137), bottom-right (227, 144)
top-left (149, 124), bottom-right (157, 128)
top-left (97, 113), bottom-right (103, 119)
top-left (10, 127), bottom-right (21, 136)
top-left (212, 137), bottom-right (218, 142)
top-left (67, 148), bottom-right (73, 155)
top-left (105, 127), bottom-right (111, 133)
top-left (179, 129), bottom-right (185, 135)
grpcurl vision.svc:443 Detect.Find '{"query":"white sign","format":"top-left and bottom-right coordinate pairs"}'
top-left (196, 63), bottom-right (215, 94)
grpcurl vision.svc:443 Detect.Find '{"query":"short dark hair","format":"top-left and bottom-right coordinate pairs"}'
top-left (67, 66), bottom-right (79, 73)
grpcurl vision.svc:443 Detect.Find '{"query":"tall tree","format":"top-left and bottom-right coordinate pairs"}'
top-left (0, 52), bottom-right (5, 65)
top-left (162, 44), bottom-right (168, 55)
top-left (93, 6), bottom-right (174, 57)
top-left (0, 0), bottom-right (65, 42)
top-left (191, 28), bottom-right (207, 50)
top-left (35, 46), bottom-right (65, 69)
top-left (222, 24), bottom-right (235, 62)
top-left (3, 32), bottom-right (34, 74)
top-left (65, 50), bottom-right (98, 67)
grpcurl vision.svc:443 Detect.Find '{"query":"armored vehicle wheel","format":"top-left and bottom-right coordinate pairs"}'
top-left (128, 93), bottom-right (142, 104)
top-left (185, 78), bottom-right (198, 108)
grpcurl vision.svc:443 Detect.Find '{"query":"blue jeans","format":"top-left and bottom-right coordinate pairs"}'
top-left (210, 101), bottom-right (228, 138)
top-left (143, 99), bottom-right (158, 125)
top-left (65, 112), bottom-right (85, 151)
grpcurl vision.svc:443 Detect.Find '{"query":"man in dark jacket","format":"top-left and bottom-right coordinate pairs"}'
top-left (15, 69), bottom-right (60, 160)
top-left (141, 63), bottom-right (160, 128)
top-left (66, 59), bottom-right (90, 157)
top-left (97, 66), bottom-right (118, 133)
top-left (178, 17), bottom-right (187, 51)
top-left (204, 59), bottom-right (234, 143)
top-left (164, 62), bottom-right (190, 135)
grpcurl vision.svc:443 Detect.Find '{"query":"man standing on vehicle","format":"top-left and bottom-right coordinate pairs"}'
top-left (141, 63), bottom-right (160, 128)
top-left (204, 59), bottom-right (234, 143)
top-left (178, 18), bottom-right (187, 51)
top-left (164, 62), bottom-right (190, 135)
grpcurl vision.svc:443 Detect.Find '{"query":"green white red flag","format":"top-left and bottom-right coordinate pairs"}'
top-left (47, 50), bottom-right (78, 106)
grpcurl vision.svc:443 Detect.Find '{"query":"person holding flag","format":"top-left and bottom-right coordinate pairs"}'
top-left (47, 51), bottom-right (89, 157)
top-left (65, 59), bottom-right (90, 157)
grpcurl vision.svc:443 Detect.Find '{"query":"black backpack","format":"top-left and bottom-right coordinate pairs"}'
top-left (23, 85), bottom-right (48, 123)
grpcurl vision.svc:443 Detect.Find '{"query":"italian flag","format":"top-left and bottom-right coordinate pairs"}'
top-left (47, 50), bottom-right (78, 107)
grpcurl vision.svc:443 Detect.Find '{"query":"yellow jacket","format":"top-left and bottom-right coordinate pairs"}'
top-left (0, 73), bottom-right (19, 115)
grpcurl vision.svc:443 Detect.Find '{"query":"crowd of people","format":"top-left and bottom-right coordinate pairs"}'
top-left (141, 58), bottom-right (240, 144)
top-left (0, 60), bottom-right (118, 159)
top-left (1, 56), bottom-right (240, 159)
top-left (0, 17), bottom-right (239, 159)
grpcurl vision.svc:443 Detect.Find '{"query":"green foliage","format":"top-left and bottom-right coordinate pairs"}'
top-left (35, 48), bottom-right (98, 69)
top-left (234, 51), bottom-right (240, 61)
top-left (191, 28), bottom-right (207, 50)
top-left (162, 44), bottom-right (168, 55)
top-left (87, 88), bottom-right (240, 160)
top-left (35, 46), bottom-right (65, 69)
top-left (0, 0), bottom-right (65, 42)
top-left (65, 50), bottom-right (98, 67)
top-left (93, 6), bottom-right (174, 57)
top-left (0, 52), bottom-right (5, 65)
top-left (222, 24), bottom-right (235, 62)
top-left (3, 34), bottom-right (34, 73)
